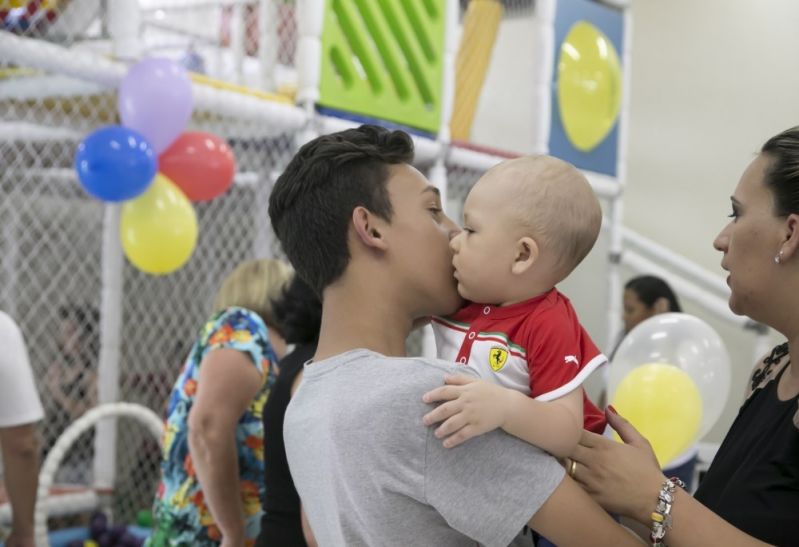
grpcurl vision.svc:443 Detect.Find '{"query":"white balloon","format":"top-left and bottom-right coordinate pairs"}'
top-left (609, 313), bottom-right (731, 440)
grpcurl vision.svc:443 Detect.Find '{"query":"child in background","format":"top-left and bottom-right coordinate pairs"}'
top-left (426, 156), bottom-right (607, 460)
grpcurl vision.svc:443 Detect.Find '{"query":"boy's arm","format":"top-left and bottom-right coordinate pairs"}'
top-left (422, 375), bottom-right (583, 457)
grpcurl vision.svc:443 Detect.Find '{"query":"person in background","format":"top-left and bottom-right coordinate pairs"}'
top-left (149, 258), bottom-right (291, 547)
top-left (569, 126), bottom-right (799, 546)
top-left (0, 311), bottom-right (44, 547)
top-left (257, 275), bottom-right (322, 547)
top-left (621, 275), bottom-right (682, 345)
top-left (44, 304), bottom-right (99, 484)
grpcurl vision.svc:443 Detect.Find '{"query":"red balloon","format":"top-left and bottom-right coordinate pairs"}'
top-left (158, 132), bottom-right (236, 201)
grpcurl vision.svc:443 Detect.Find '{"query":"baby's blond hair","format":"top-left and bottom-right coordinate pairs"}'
top-left (486, 155), bottom-right (602, 280)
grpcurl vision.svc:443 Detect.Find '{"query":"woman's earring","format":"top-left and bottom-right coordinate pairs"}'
top-left (775, 250), bottom-right (784, 264)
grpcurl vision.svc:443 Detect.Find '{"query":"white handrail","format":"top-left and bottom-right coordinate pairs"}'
top-left (35, 403), bottom-right (164, 547)
top-left (622, 226), bottom-right (729, 296)
top-left (0, 32), bottom-right (307, 134)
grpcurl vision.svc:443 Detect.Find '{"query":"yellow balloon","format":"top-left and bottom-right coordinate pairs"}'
top-left (120, 174), bottom-right (198, 275)
top-left (611, 363), bottom-right (702, 466)
top-left (557, 21), bottom-right (622, 152)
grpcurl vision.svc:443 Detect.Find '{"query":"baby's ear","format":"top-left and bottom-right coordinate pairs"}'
top-left (511, 236), bottom-right (539, 275)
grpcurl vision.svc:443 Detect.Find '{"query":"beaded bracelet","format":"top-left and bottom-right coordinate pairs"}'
top-left (650, 476), bottom-right (686, 546)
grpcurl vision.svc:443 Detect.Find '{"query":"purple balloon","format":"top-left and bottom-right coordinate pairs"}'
top-left (118, 58), bottom-right (193, 153)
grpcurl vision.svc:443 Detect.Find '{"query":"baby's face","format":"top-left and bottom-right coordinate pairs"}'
top-left (450, 178), bottom-right (523, 305)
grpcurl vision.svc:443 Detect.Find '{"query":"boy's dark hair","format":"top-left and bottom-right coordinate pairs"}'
top-left (271, 275), bottom-right (322, 345)
top-left (269, 125), bottom-right (414, 295)
top-left (761, 126), bottom-right (799, 216)
top-left (625, 275), bottom-right (682, 313)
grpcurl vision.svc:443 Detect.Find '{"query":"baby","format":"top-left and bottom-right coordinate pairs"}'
top-left (425, 155), bottom-right (606, 459)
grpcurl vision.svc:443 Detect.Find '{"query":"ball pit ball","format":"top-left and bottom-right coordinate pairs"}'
top-left (97, 531), bottom-right (114, 547)
top-left (117, 531), bottom-right (143, 547)
top-left (108, 524), bottom-right (128, 541)
top-left (89, 512), bottom-right (108, 539)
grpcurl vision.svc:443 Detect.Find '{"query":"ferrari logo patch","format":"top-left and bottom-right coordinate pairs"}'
top-left (489, 347), bottom-right (508, 371)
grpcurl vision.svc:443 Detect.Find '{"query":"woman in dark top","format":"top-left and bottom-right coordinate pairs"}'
top-left (568, 126), bottom-right (799, 546)
top-left (257, 276), bottom-right (322, 547)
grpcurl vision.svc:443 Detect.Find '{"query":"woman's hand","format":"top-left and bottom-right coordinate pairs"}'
top-left (569, 408), bottom-right (665, 523)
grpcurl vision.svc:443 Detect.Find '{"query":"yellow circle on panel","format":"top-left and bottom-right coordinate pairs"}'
top-left (557, 20), bottom-right (622, 152)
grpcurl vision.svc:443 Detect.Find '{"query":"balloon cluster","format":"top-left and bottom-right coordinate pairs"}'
top-left (65, 511), bottom-right (144, 547)
top-left (74, 58), bottom-right (236, 275)
top-left (608, 313), bottom-right (731, 467)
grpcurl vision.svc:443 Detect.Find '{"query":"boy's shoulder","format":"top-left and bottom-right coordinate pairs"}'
top-left (309, 349), bottom-right (479, 381)
top-left (404, 355), bottom-right (480, 378)
top-left (365, 352), bottom-right (480, 382)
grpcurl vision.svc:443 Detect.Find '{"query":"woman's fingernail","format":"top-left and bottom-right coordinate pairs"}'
top-left (607, 405), bottom-right (618, 415)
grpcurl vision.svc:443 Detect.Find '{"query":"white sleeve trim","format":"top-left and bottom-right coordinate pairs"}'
top-left (534, 353), bottom-right (608, 402)
top-left (0, 406), bottom-right (44, 428)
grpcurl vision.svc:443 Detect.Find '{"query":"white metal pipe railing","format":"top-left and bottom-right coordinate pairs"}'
top-left (139, 0), bottom-right (255, 12)
top-left (258, 0), bottom-right (279, 92)
top-left (0, 32), bottom-right (308, 133)
top-left (622, 249), bottom-right (746, 328)
top-left (91, 0), bottom-right (137, 506)
top-left (230, 2), bottom-right (246, 84)
top-left (622, 226), bottom-right (729, 296)
top-left (603, 6), bottom-right (634, 353)
top-left (92, 204), bottom-right (124, 497)
top-left (531, 0), bottom-right (556, 156)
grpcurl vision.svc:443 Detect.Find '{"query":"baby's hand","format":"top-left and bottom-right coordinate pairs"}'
top-left (422, 375), bottom-right (512, 448)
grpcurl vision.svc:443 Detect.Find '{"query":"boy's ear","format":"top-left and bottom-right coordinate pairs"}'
top-left (352, 206), bottom-right (388, 251)
top-left (511, 236), bottom-right (539, 275)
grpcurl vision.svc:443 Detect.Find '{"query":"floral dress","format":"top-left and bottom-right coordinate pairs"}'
top-left (148, 307), bottom-right (277, 546)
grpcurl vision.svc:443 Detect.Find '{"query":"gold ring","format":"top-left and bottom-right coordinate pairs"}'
top-left (568, 459), bottom-right (577, 478)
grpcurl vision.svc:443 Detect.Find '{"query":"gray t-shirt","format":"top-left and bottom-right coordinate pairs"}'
top-left (284, 349), bottom-right (565, 547)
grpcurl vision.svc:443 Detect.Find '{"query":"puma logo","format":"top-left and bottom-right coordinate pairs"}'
top-left (564, 355), bottom-right (579, 366)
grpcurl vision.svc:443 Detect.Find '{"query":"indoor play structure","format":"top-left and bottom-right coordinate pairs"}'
top-left (0, 0), bottom-right (771, 544)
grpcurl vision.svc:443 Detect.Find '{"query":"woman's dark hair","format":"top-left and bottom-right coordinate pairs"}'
top-left (761, 126), bottom-right (799, 216)
top-left (271, 275), bottom-right (322, 345)
top-left (625, 275), bottom-right (681, 313)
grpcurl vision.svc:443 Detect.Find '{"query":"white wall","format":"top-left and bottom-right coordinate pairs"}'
top-left (464, 0), bottom-right (799, 443)
top-left (616, 0), bottom-right (799, 442)
top-left (624, 0), bottom-right (799, 273)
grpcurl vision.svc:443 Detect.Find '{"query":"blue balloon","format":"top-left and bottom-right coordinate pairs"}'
top-left (74, 125), bottom-right (157, 202)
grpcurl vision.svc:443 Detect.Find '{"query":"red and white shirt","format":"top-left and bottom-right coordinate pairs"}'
top-left (432, 289), bottom-right (607, 433)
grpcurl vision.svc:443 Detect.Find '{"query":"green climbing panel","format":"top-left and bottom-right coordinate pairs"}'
top-left (319, 0), bottom-right (446, 133)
